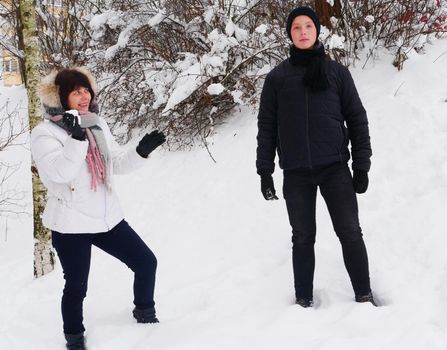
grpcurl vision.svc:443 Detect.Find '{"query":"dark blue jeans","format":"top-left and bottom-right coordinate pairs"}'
top-left (283, 162), bottom-right (371, 300)
top-left (52, 220), bottom-right (157, 334)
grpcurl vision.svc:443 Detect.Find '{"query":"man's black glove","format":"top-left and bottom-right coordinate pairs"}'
top-left (260, 172), bottom-right (279, 200)
top-left (62, 112), bottom-right (85, 141)
top-left (353, 170), bottom-right (369, 194)
top-left (136, 130), bottom-right (166, 158)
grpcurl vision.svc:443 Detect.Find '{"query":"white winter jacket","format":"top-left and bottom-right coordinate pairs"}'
top-left (31, 118), bottom-right (147, 233)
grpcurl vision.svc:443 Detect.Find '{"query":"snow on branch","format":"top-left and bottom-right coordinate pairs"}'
top-left (88, 0), bottom-right (293, 149)
top-left (61, 0), bottom-right (447, 149)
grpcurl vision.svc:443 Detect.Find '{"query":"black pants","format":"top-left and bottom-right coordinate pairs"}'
top-left (52, 220), bottom-right (157, 334)
top-left (283, 162), bottom-right (371, 300)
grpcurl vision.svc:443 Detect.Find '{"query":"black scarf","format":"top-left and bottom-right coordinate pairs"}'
top-left (289, 42), bottom-right (329, 91)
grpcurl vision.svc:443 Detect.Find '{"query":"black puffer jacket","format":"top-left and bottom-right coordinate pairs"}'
top-left (256, 58), bottom-right (372, 174)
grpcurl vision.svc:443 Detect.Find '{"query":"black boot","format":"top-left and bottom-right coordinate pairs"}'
top-left (64, 332), bottom-right (86, 350)
top-left (133, 306), bottom-right (159, 323)
top-left (295, 297), bottom-right (314, 308)
top-left (355, 292), bottom-right (378, 306)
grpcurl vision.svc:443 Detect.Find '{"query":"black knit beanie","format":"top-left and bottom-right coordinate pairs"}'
top-left (55, 69), bottom-right (95, 110)
top-left (286, 7), bottom-right (321, 41)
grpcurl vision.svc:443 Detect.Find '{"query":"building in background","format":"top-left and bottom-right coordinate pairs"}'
top-left (1, 49), bottom-right (21, 86)
top-left (0, 0), bottom-right (64, 86)
top-left (0, 0), bottom-right (22, 86)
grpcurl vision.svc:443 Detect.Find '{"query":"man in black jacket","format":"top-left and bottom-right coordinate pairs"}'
top-left (256, 6), bottom-right (376, 307)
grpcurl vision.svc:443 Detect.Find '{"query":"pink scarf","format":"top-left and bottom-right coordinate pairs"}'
top-left (84, 127), bottom-right (106, 191)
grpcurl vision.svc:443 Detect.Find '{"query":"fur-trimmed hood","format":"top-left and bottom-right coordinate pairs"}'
top-left (39, 66), bottom-right (98, 113)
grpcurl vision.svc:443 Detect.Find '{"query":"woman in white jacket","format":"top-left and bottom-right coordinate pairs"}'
top-left (31, 67), bottom-right (165, 350)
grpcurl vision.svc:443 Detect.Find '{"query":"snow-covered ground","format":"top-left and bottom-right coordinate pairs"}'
top-left (1, 38), bottom-right (447, 350)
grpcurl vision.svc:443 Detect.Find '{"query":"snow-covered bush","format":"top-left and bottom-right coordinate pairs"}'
top-left (3, 0), bottom-right (446, 148)
top-left (85, 0), bottom-right (300, 147)
top-left (36, 0), bottom-right (102, 69)
top-left (321, 0), bottom-right (447, 69)
top-left (86, 0), bottom-right (447, 146)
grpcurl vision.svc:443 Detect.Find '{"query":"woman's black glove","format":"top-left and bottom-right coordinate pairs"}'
top-left (136, 130), bottom-right (166, 158)
top-left (62, 112), bottom-right (85, 141)
top-left (260, 172), bottom-right (279, 200)
top-left (353, 170), bottom-right (369, 194)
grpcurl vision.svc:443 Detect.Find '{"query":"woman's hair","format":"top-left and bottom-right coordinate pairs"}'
top-left (55, 69), bottom-right (95, 110)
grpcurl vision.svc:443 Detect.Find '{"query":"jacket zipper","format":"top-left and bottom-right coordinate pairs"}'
top-left (305, 88), bottom-right (313, 168)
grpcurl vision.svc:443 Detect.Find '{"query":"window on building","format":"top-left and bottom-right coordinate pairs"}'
top-left (41, 0), bottom-right (63, 6)
top-left (3, 60), bottom-right (19, 73)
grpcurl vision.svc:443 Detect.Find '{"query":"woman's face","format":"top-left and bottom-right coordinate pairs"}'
top-left (290, 15), bottom-right (317, 50)
top-left (67, 86), bottom-right (91, 112)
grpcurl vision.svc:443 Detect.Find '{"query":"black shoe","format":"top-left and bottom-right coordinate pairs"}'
top-left (133, 306), bottom-right (159, 323)
top-left (355, 292), bottom-right (378, 306)
top-left (295, 298), bottom-right (314, 308)
top-left (64, 332), bottom-right (86, 350)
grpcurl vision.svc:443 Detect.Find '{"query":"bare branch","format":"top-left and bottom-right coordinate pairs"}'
top-left (0, 98), bottom-right (28, 152)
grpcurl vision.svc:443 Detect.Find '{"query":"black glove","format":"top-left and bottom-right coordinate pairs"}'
top-left (260, 173), bottom-right (279, 200)
top-left (62, 112), bottom-right (85, 141)
top-left (136, 130), bottom-right (166, 158)
top-left (353, 170), bottom-right (369, 194)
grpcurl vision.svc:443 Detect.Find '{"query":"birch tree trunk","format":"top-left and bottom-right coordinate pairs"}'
top-left (18, 0), bottom-right (55, 278)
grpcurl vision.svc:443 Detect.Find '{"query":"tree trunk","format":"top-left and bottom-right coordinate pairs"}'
top-left (18, 0), bottom-right (55, 278)
top-left (314, 0), bottom-right (343, 30)
top-left (16, 5), bottom-right (27, 85)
